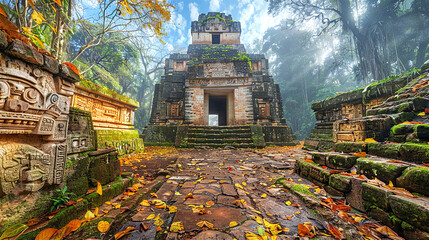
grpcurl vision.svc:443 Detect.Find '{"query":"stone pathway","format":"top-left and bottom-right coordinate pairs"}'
top-left (108, 148), bottom-right (340, 240)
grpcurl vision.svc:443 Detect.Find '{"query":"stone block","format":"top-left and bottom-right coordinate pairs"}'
top-left (0, 31), bottom-right (8, 49)
top-left (367, 143), bottom-right (401, 159)
top-left (389, 194), bottom-right (429, 232)
top-left (362, 183), bottom-right (393, 211)
top-left (329, 174), bottom-right (351, 192)
top-left (7, 39), bottom-right (44, 66)
top-left (399, 143), bottom-right (429, 164)
top-left (311, 152), bottom-right (327, 165)
top-left (326, 154), bottom-right (357, 170)
top-left (357, 157), bottom-right (408, 185)
top-left (308, 164), bottom-right (330, 183)
top-left (345, 177), bottom-right (366, 212)
top-left (397, 167), bottom-right (429, 197)
top-left (43, 54), bottom-right (60, 74)
top-left (334, 142), bottom-right (367, 153)
top-left (59, 63), bottom-right (80, 82)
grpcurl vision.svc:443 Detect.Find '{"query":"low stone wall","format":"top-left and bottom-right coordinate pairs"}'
top-left (97, 129), bottom-right (144, 156)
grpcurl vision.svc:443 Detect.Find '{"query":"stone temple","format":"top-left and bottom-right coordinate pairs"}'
top-left (144, 13), bottom-right (296, 147)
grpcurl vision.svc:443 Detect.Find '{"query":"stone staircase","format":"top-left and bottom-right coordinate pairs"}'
top-left (298, 142), bottom-right (429, 240)
top-left (185, 126), bottom-right (255, 148)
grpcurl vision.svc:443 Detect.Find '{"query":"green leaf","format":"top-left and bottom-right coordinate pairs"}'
top-left (0, 223), bottom-right (28, 240)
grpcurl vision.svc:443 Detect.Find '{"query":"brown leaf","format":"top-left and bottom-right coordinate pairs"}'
top-left (298, 223), bottom-right (316, 238)
top-left (140, 222), bottom-right (150, 231)
top-left (114, 226), bottom-right (135, 240)
top-left (97, 221), bottom-right (110, 233)
top-left (26, 218), bottom-right (42, 226)
top-left (50, 225), bottom-right (73, 240)
top-left (326, 222), bottom-right (344, 240)
top-left (66, 219), bottom-right (81, 232)
top-left (35, 228), bottom-right (58, 240)
top-left (86, 189), bottom-right (96, 195)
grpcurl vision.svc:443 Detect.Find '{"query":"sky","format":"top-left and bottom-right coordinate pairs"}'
top-left (163, 0), bottom-right (285, 51)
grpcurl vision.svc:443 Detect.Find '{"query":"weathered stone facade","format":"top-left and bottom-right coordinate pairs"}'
top-left (146, 12), bottom-right (295, 147)
top-left (0, 31), bottom-right (80, 197)
top-left (71, 80), bottom-right (143, 155)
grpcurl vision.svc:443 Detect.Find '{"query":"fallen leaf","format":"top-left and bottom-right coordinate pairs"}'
top-left (35, 228), bottom-right (58, 240)
top-left (326, 222), bottom-right (344, 240)
top-left (168, 206), bottom-right (177, 214)
top-left (244, 231), bottom-right (264, 240)
top-left (261, 193), bottom-right (267, 198)
top-left (67, 219), bottom-right (81, 231)
top-left (364, 138), bottom-right (377, 143)
top-left (84, 210), bottom-right (95, 221)
top-left (285, 201), bottom-right (291, 206)
top-left (298, 223), bottom-right (315, 238)
top-left (114, 226), bottom-right (135, 240)
top-left (0, 223), bottom-right (28, 239)
top-left (50, 225), bottom-right (72, 240)
top-left (352, 152), bottom-right (366, 158)
top-left (96, 181), bottom-right (102, 196)
top-left (146, 214), bottom-right (155, 220)
top-left (140, 222), bottom-right (150, 231)
top-left (196, 221), bottom-right (214, 229)
top-left (140, 200), bottom-right (151, 206)
top-left (153, 214), bottom-right (164, 226)
top-left (206, 201), bottom-right (215, 206)
top-left (170, 222), bottom-right (184, 232)
top-left (376, 225), bottom-right (398, 237)
top-left (26, 218), bottom-right (42, 226)
top-left (229, 221), bottom-right (238, 228)
top-left (97, 221), bottom-right (110, 233)
top-left (150, 193), bottom-right (158, 198)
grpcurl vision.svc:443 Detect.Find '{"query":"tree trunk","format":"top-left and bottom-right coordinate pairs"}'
top-left (416, 39), bottom-right (429, 67)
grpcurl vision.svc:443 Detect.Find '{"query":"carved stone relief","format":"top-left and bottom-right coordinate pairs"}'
top-left (203, 63), bottom-right (234, 78)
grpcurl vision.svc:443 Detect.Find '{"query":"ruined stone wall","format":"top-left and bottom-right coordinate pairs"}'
top-left (0, 31), bottom-right (80, 197)
top-left (71, 81), bottom-right (143, 155)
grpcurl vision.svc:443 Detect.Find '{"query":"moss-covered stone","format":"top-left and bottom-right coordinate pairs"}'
top-left (250, 125), bottom-right (265, 147)
top-left (389, 195), bottom-right (429, 232)
top-left (334, 142), bottom-right (367, 153)
top-left (89, 153), bottom-right (121, 185)
top-left (291, 184), bottom-right (315, 197)
top-left (357, 158), bottom-right (407, 184)
top-left (296, 159), bottom-right (313, 177)
top-left (362, 183), bottom-right (392, 211)
top-left (329, 174), bottom-right (351, 192)
top-left (67, 176), bottom-right (89, 196)
top-left (396, 167), bottom-right (429, 197)
top-left (367, 143), bottom-right (401, 159)
top-left (96, 129), bottom-right (143, 156)
top-left (399, 143), bottom-right (429, 163)
top-left (143, 125), bottom-right (178, 146)
top-left (309, 165), bottom-right (331, 183)
top-left (366, 206), bottom-right (391, 225)
top-left (46, 199), bottom-right (90, 229)
top-left (311, 152), bottom-right (327, 165)
top-left (78, 79), bottom-right (139, 107)
top-left (86, 180), bottom-right (129, 208)
top-left (326, 154), bottom-right (357, 170)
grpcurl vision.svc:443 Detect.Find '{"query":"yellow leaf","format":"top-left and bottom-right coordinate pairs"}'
top-left (153, 214), bottom-right (164, 226)
top-left (244, 231), bottom-right (264, 240)
top-left (84, 210), bottom-right (95, 220)
top-left (94, 207), bottom-right (99, 216)
top-left (315, 188), bottom-right (321, 194)
top-left (114, 204), bottom-right (121, 209)
top-left (105, 201), bottom-right (112, 205)
top-left (146, 214), bottom-right (155, 220)
top-left (261, 193), bottom-right (267, 198)
top-left (96, 181), bottom-right (102, 196)
top-left (174, 192), bottom-right (181, 195)
top-left (52, 0), bottom-right (62, 6)
top-left (168, 206), bottom-right (177, 214)
top-left (140, 200), bottom-right (151, 206)
top-left (97, 221), bottom-right (110, 233)
top-left (31, 10), bottom-right (45, 24)
top-left (242, 182), bottom-right (247, 186)
top-left (196, 221), bottom-right (214, 229)
top-left (417, 112), bottom-right (425, 116)
top-left (229, 221), bottom-right (238, 228)
top-left (235, 183), bottom-right (243, 189)
top-left (169, 222), bottom-right (183, 232)
top-left (364, 138), bottom-right (377, 143)
top-left (252, 216), bottom-right (263, 224)
top-left (150, 193), bottom-right (158, 198)
top-left (285, 201), bottom-right (291, 206)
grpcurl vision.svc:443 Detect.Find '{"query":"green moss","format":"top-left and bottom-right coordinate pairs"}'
top-left (291, 184), bottom-right (315, 197)
top-left (329, 174), bottom-right (351, 192)
top-left (362, 183), bottom-right (392, 210)
top-left (334, 142), bottom-right (367, 153)
top-left (399, 143), bottom-right (429, 163)
top-left (367, 143), bottom-right (401, 159)
top-left (401, 221), bottom-right (415, 231)
top-left (357, 158), bottom-right (407, 184)
top-left (67, 177), bottom-right (89, 196)
top-left (397, 167), bottom-right (429, 196)
top-left (390, 195), bottom-right (429, 229)
top-left (78, 79), bottom-right (139, 107)
top-left (327, 154), bottom-right (357, 169)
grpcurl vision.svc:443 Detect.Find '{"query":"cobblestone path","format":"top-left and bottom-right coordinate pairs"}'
top-left (99, 148), bottom-right (360, 240)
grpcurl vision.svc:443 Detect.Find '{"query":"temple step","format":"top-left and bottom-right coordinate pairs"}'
top-left (185, 126), bottom-right (254, 148)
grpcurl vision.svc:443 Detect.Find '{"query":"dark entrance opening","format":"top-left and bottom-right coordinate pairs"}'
top-left (212, 34), bottom-right (220, 44)
top-left (209, 95), bottom-right (227, 126)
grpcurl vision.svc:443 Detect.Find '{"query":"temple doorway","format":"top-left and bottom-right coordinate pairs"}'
top-left (204, 89), bottom-right (235, 126)
top-left (209, 95), bottom-right (227, 126)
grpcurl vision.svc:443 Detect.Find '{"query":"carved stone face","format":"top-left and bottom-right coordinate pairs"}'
top-left (0, 143), bottom-right (51, 196)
